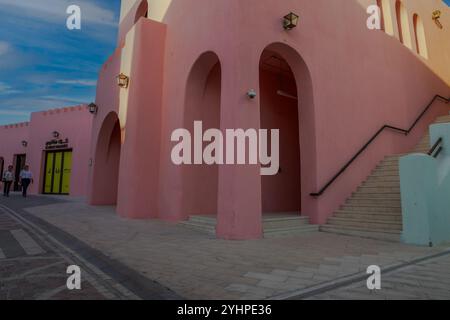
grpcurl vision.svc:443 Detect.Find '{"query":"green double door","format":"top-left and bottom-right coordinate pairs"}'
top-left (44, 151), bottom-right (72, 195)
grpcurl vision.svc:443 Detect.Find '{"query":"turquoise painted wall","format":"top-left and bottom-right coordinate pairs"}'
top-left (400, 123), bottom-right (450, 246)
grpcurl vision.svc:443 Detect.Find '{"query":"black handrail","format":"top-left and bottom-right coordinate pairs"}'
top-left (428, 137), bottom-right (443, 157)
top-left (311, 94), bottom-right (450, 197)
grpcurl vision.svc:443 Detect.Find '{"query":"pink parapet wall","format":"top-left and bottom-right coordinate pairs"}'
top-left (88, 0), bottom-right (450, 239)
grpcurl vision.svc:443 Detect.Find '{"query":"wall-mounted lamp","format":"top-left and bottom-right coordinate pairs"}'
top-left (432, 10), bottom-right (443, 29)
top-left (21, 141), bottom-right (28, 147)
top-left (88, 103), bottom-right (98, 115)
top-left (117, 73), bottom-right (130, 88)
top-left (247, 89), bottom-right (257, 99)
top-left (52, 131), bottom-right (60, 138)
top-left (283, 12), bottom-right (299, 30)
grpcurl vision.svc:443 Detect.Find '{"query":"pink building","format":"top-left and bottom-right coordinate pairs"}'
top-left (0, 105), bottom-right (93, 197)
top-left (87, 0), bottom-right (450, 240)
top-left (3, 0), bottom-right (449, 242)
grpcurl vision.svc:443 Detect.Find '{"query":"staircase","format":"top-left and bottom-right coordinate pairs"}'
top-left (180, 213), bottom-right (319, 238)
top-left (321, 114), bottom-right (450, 242)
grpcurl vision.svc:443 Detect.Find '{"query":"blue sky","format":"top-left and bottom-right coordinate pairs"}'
top-left (0, 0), bottom-right (120, 125)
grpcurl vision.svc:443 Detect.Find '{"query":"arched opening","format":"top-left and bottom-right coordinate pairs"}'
top-left (134, 0), bottom-right (148, 23)
top-left (258, 43), bottom-right (316, 219)
top-left (377, 0), bottom-right (394, 35)
top-left (377, 0), bottom-right (385, 31)
top-left (396, 0), bottom-right (412, 49)
top-left (90, 112), bottom-right (122, 205)
top-left (413, 14), bottom-right (428, 59)
top-left (182, 52), bottom-right (221, 219)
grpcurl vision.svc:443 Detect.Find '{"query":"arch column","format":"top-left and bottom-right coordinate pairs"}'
top-left (116, 18), bottom-right (166, 219)
top-left (216, 53), bottom-right (263, 240)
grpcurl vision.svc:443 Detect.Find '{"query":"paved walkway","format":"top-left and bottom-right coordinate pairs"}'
top-left (307, 253), bottom-right (450, 300)
top-left (6, 195), bottom-right (448, 300)
top-left (0, 195), bottom-right (179, 300)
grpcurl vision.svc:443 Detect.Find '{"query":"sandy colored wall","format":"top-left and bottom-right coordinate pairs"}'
top-left (357, 0), bottom-right (450, 85)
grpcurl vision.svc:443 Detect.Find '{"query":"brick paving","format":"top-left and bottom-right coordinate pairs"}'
top-left (13, 195), bottom-right (450, 300)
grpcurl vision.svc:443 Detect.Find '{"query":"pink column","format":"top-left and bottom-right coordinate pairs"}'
top-left (216, 53), bottom-right (263, 240)
top-left (116, 19), bottom-right (167, 219)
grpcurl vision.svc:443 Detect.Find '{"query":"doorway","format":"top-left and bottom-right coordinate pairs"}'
top-left (13, 154), bottom-right (26, 191)
top-left (43, 150), bottom-right (73, 195)
top-left (0, 157), bottom-right (4, 180)
top-left (259, 51), bottom-right (301, 215)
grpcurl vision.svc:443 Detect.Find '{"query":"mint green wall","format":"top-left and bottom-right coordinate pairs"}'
top-left (400, 123), bottom-right (450, 246)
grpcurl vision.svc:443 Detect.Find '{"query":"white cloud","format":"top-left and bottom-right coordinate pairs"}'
top-left (0, 110), bottom-right (30, 116)
top-left (56, 79), bottom-right (97, 87)
top-left (0, 82), bottom-right (21, 95)
top-left (0, 41), bottom-right (10, 56)
top-left (0, 0), bottom-right (117, 27)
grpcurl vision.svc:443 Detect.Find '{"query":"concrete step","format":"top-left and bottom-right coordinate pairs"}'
top-left (362, 181), bottom-right (400, 188)
top-left (264, 225), bottom-right (319, 238)
top-left (365, 175), bottom-right (400, 182)
top-left (346, 198), bottom-right (401, 206)
top-left (351, 192), bottom-right (400, 199)
top-left (369, 171), bottom-right (400, 177)
top-left (340, 205), bottom-right (402, 213)
top-left (327, 217), bottom-right (402, 231)
top-left (179, 221), bottom-right (216, 235)
top-left (435, 115), bottom-right (450, 123)
top-left (356, 186), bottom-right (400, 194)
top-left (334, 211), bottom-right (402, 221)
top-left (180, 215), bottom-right (316, 238)
top-left (373, 167), bottom-right (399, 173)
top-left (320, 225), bottom-right (401, 242)
top-left (262, 215), bottom-right (310, 229)
top-left (189, 215), bottom-right (216, 226)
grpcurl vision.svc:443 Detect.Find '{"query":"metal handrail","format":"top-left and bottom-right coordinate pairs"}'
top-left (428, 137), bottom-right (443, 157)
top-left (311, 95), bottom-right (450, 197)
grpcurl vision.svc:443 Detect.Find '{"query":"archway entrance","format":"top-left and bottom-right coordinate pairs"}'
top-left (182, 52), bottom-right (221, 219)
top-left (90, 112), bottom-right (122, 205)
top-left (259, 50), bottom-right (301, 216)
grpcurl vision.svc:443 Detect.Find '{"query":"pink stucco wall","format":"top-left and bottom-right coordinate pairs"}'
top-left (0, 106), bottom-right (93, 197)
top-left (0, 123), bottom-right (29, 175)
top-left (89, 0), bottom-right (450, 239)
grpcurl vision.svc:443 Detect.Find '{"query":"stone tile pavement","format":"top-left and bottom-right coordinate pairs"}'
top-left (0, 200), bottom-right (129, 299)
top-left (18, 196), bottom-right (450, 300)
top-left (306, 253), bottom-right (450, 300)
top-left (1, 195), bottom-right (179, 300)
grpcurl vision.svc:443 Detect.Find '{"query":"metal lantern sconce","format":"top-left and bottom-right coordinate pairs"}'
top-left (88, 103), bottom-right (98, 115)
top-left (283, 12), bottom-right (299, 30)
top-left (21, 140), bottom-right (28, 147)
top-left (117, 73), bottom-right (130, 88)
top-left (432, 10), bottom-right (443, 29)
top-left (52, 131), bottom-right (60, 138)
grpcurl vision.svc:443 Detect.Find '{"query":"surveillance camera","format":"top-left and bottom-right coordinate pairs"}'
top-left (247, 89), bottom-right (257, 99)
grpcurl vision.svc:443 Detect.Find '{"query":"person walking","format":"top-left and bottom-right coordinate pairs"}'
top-left (19, 165), bottom-right (33, 198)
top-left (2, 165), bottom-right (14, 197)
